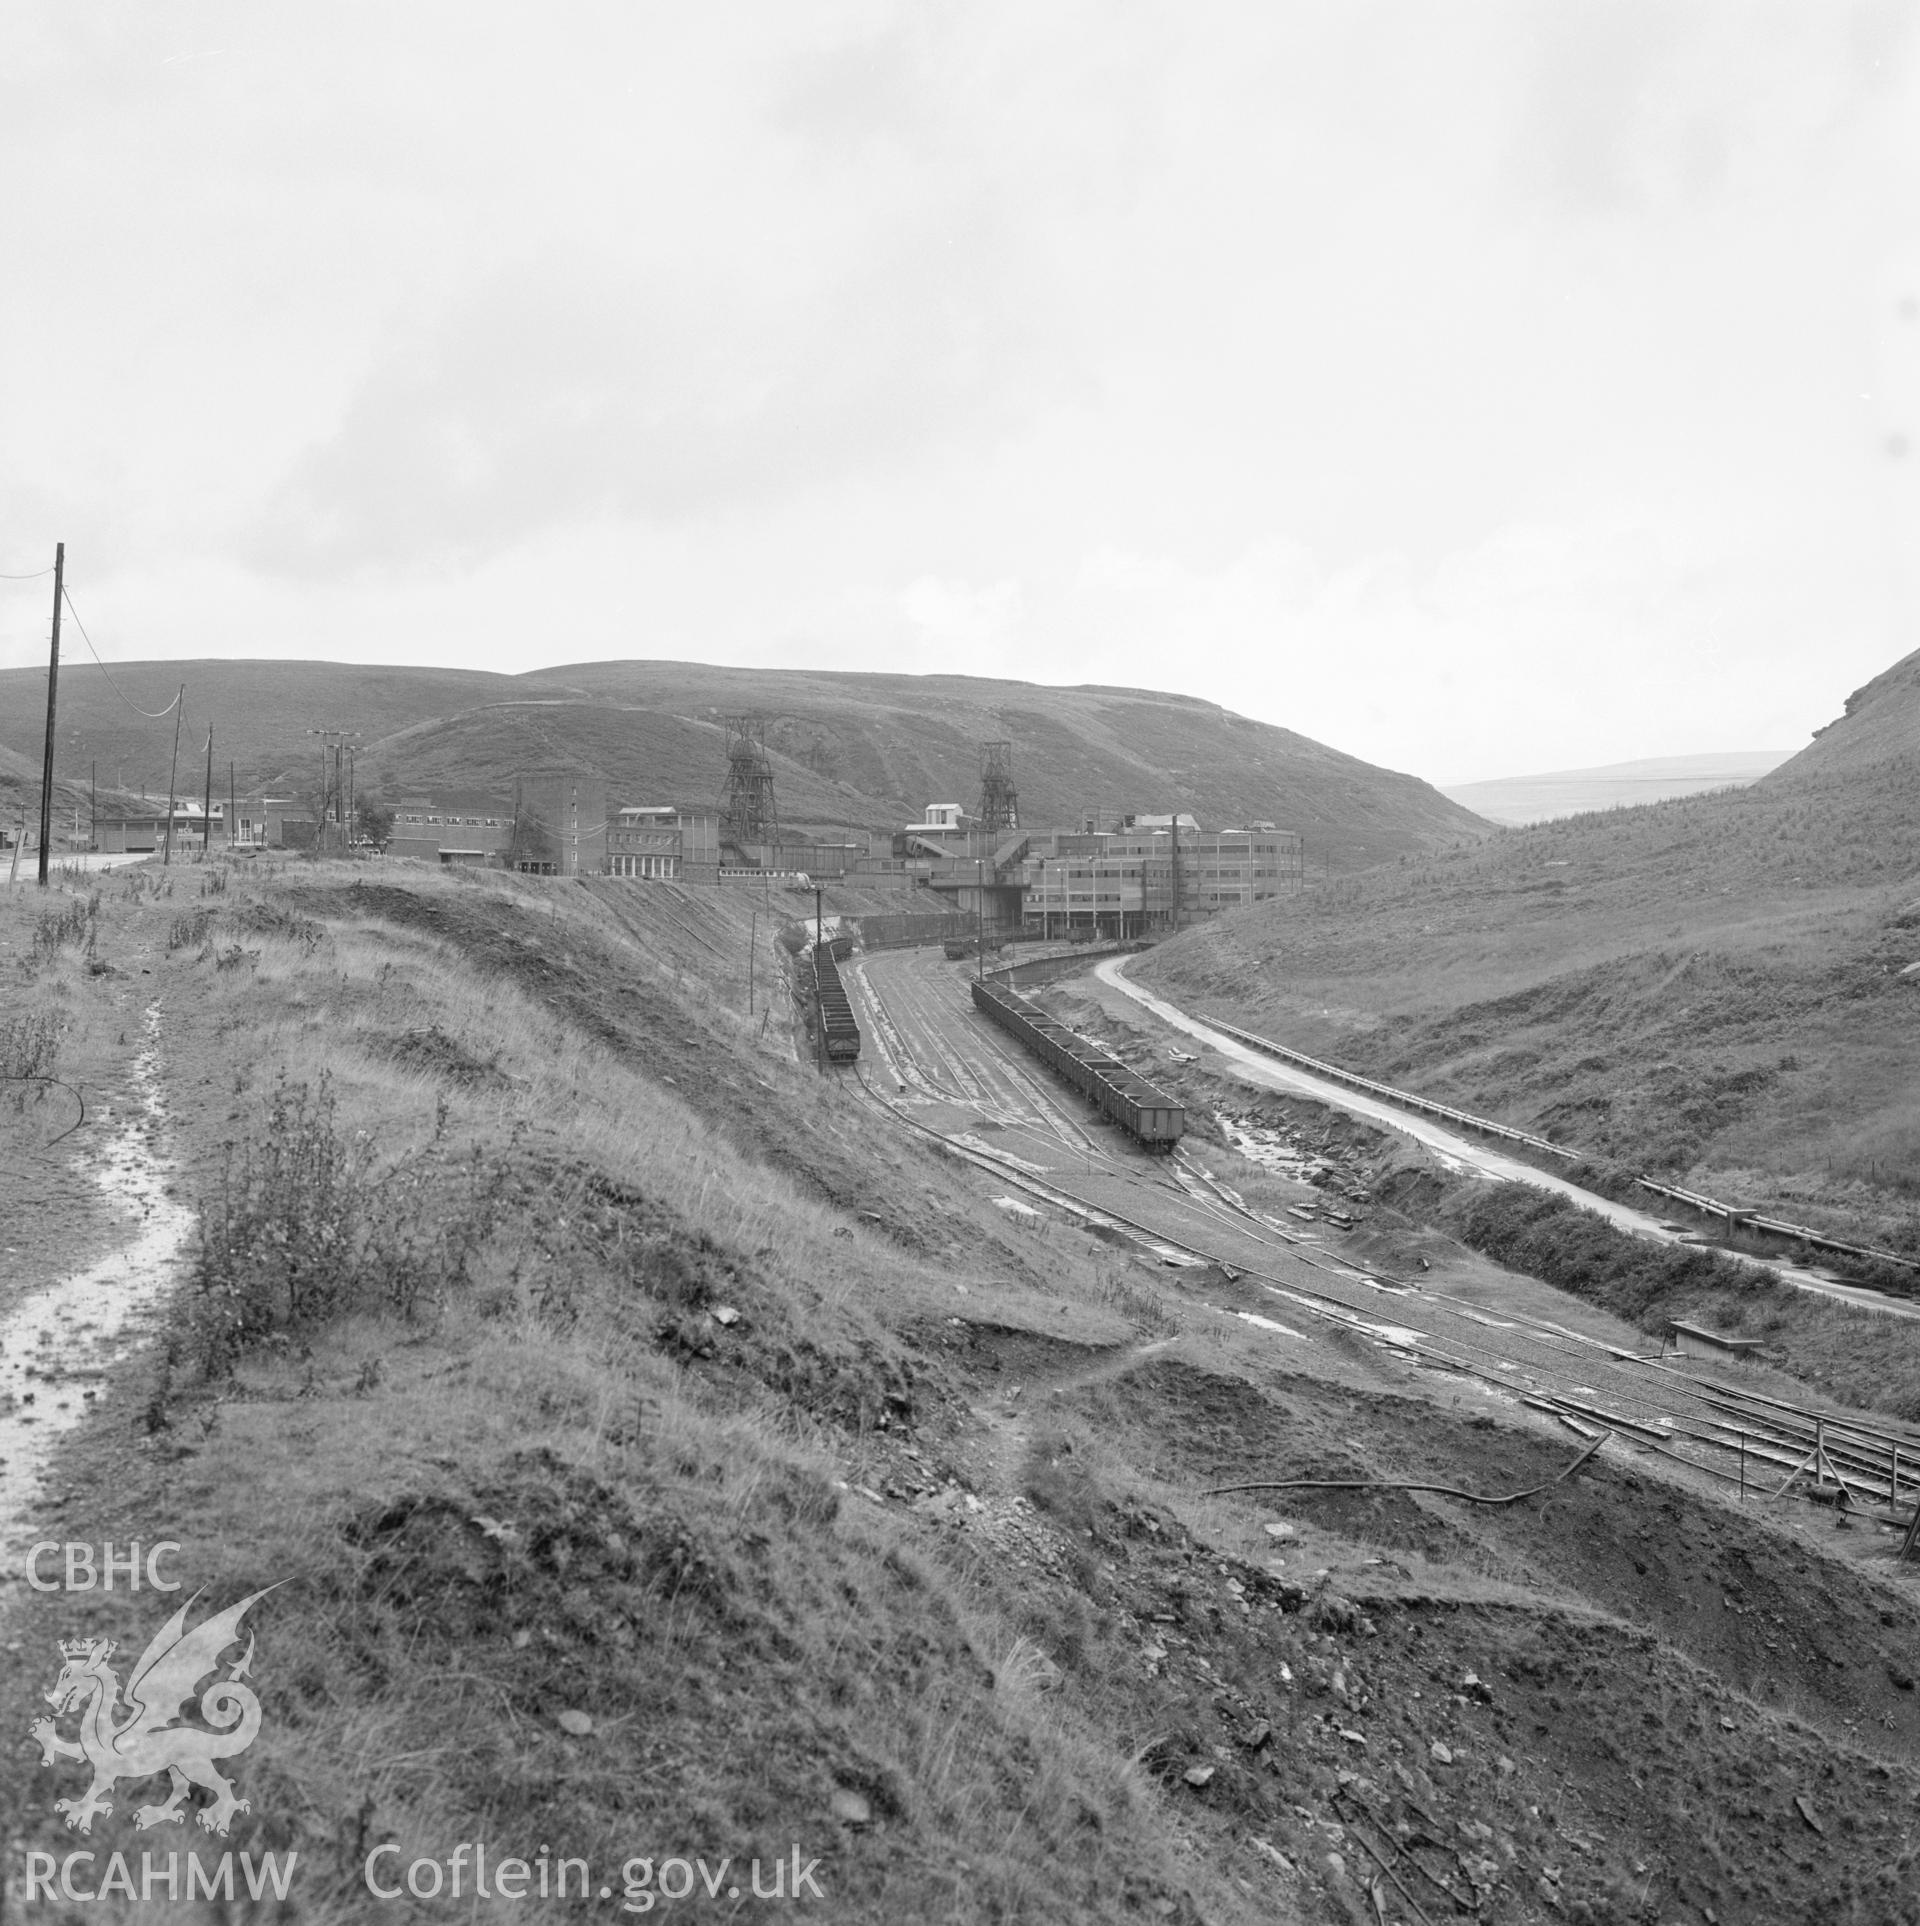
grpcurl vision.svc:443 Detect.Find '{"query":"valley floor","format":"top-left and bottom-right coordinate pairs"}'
top-left (3, 859), bottom-right (1919, 1923)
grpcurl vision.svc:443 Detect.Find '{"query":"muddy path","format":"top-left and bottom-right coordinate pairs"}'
top-left (0, 1000), bottom-right (193, 1571)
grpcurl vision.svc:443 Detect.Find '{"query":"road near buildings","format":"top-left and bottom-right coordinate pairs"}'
top-left (1094, 955), bottom-right (1920, 1324)
top-left (849, 944), bottom-right (1920, 1530)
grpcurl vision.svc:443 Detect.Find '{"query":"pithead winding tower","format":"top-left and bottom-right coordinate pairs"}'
top-left (721, 716), bottom-right (779, 851)
top-left (977, 740), bottom-right (1019, 836)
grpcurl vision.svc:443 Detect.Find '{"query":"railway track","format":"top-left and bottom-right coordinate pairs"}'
top-left (847, 954), bottom-right (1123, 1162)
top-left (971, 976), bottom-right (1185, 1150)
top-left (1196, 999), bottom-right (1920, 1281)
top-left (1098, 957), bottom-right (1920, 1322)
top-left (851, 947), bottom-right (1920, 1554)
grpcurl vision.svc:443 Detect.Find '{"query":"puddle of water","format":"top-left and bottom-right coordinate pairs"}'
top-left (954, 1133), bottom-right (1050, 1174)
top-left (1216, 1116), bottom-right (1332, 1184)
top-left (1235, 1310), bottom-right (1306, 1339)
top-left (1256, 1281), bottom-right (1423, 1355)
top-left (0, 1003), bottom-right (193, 1568)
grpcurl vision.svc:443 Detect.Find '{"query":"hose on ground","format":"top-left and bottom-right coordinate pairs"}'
top-left (1205, 1430), bottom-right (1612, 1505)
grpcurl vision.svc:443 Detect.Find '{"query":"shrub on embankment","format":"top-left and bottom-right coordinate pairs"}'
top-left (186, 1072), bottom-right (500, 1374)
top-left (1443, 1180), bottom-right (1920, 1423)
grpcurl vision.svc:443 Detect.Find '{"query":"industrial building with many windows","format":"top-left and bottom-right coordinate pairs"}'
top-left (1017, 819), bottom-right (1301, 939)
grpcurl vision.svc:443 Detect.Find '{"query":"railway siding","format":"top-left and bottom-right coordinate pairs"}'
top-left (970, 977), bottom-right (1184, 1149)
top-left (1193, 1010), bottom-right (1920, 1280)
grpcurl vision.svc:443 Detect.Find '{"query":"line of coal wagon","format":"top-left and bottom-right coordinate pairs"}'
top-left (970, 976), bottom-right (1184, 1150)
top-left (813, 939), bottom-right (862, 1063)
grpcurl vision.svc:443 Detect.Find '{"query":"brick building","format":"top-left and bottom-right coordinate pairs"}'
top-left (510, 774), bottom-right (608, 876)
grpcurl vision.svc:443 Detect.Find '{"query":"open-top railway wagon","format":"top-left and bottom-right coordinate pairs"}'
top-left (813, 942), bottom-right (862, 1063)
top-left (970, 978), bottom-right (1183, 1149)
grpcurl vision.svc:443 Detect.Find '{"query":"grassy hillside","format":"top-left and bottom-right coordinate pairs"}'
top-left (1136, 646), bottom-right (1920, 1245)
top-left (0, 657), bottom-right (1487, 867)
top-left (1775, 644), bottom-right (1920, 778)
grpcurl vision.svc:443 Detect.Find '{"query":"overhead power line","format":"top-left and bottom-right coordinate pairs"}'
top-left (0, 565), bottom-right (56, 580)
top-left (59, 587), bottom-right (183, 720)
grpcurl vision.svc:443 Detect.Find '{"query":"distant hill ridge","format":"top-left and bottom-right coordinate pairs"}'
top-left (0, 657), bottom-right (1487, 873)
top-left (1444, 751), bottom-right (1793, 826)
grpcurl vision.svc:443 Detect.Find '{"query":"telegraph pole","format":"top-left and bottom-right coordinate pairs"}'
top-left (229, 761), bottom-right (236, 848)
top-left (814, 882), bottom-right (825, 1071)
top-left (161, 685), bottom-right (185, 867)
top-left (90, 759), bottom-right (97, 852)
top-left (201, 723), bottom-right (214, 862)
top-left (306, 729), bottom-right (359, 852)
top-left (35, 543), bottom-right (64, 886)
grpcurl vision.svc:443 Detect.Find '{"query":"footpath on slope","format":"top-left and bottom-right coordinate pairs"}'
top-left (1095, 955), bottom-right (1920, 1324)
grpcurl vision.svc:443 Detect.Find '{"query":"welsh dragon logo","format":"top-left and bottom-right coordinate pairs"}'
top-left (29, 1587), bottom-right (276, 1836)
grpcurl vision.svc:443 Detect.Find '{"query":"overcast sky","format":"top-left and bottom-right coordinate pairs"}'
top-left (3, 1), bottom-right (1917, 785)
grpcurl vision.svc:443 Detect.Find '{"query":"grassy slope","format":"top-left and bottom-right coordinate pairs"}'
top-left (1136, 652), bottom-right (1920, 1241)
top-left (8, 859), bottom-right (1920, 1925)
top-left (0, 658), bottom-right (1488, 868)
top-left (3, 862), bottom-right (1227, 1922)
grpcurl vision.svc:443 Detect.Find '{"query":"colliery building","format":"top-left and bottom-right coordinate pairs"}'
top-left (885, 808), bottom-right (1301, 940)
top-left (508, 774), bottom-right (608, 876)
top-left (1019, 818), bottom-right (1302, 938)
top-left (96, 796), bottom-right (310, 856)
top-left (367, 748), bottom-right (1301, 941)
top-left (609, 807), bottom-right (721, 880)
top-left (388, 791), bottom-right (513, 866)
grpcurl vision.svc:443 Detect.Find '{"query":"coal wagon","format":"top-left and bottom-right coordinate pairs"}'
top-left (970, 978), bottom-right (1183, 1150)
top-left (813, 941), bottom-right (862, 1064)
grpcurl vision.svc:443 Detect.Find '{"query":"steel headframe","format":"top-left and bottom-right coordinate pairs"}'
top-left (721, 715), bottom-right (779, 849)
top-left (978, 739), bottom-right (1018, 836)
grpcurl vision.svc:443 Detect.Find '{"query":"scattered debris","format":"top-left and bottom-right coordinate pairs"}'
top-left (830, 1787), bottom-right (873, 1827)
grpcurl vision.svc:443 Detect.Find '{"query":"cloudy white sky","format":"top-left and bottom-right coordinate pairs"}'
top-left (3, 1), bottom-right (1917, 784)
